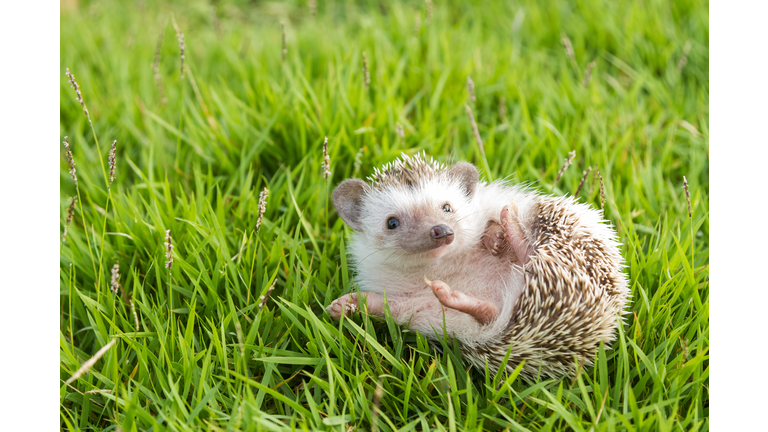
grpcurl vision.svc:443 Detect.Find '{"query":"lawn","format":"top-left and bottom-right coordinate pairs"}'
top-left (59, 0), bottom-right (709, 430)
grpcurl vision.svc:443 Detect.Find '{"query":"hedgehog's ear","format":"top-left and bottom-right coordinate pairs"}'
top-left (448, 162), bottom-right (479, 197)
top-left (333, 179), bottom-right (368, 231)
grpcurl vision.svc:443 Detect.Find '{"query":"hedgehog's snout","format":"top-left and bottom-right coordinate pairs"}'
top-left (430, 224), bottom-right (454, 245)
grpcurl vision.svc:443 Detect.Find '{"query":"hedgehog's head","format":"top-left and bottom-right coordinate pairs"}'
top-left (333, 154), bottom-right (483, 265)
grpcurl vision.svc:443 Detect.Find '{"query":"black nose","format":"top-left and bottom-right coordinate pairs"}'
top-left (430, 224), bottom-right (454, 239)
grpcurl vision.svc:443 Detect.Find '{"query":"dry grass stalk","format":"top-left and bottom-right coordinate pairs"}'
top-left (281, 23), bottom-right (287, 62)
top-left (65, 68), bottom-right (90, 119)
top-left (396, 123), bottom-right (404, 139)
top-left (596, 170), bottom-right (606, 210)
top-left (108, 140), bottom-right (117, 185)
top-left (677, 40), bottom-right (692, 72)
top-left (683, 176), bottom-right (692, 218)
top-left (465, 104), bottom-right (485, 157)
top-left (575, 166), bottom-right (592, 198)
top-left (322, 136), bottom-right (331, 179)
top-left (256, 187), bottom-right (269, 232)
top-left (425, 0), bottom-right (433, 25)
top-left (258, 281), bottom-right (276, 310)
top-left (680, 120), bottom-right (701, 138)
top-left (85, 389), bottom-right (113, 395)
top-left (583, 61), bottom-right (596, 87)
top-left (65, 338), bottom-right (116, 385)
top-left (164, 229), bottom-right (174, 269)
top-left (371, 378), bottom-right (384, 432)
top-left (554, 150), bottom-right (576, 186)
top-left (466, 76), bottom-right (476, 105)
top-left (362, 51), bottom-right (371, 90)
top-left (62, 136), bottom-right (77, 185)
top-left (498, 96), bottom-right (507, 121)
top-left (62, 196), bottom-right (78, 243)
top-left (152, 29), bottom-right (167, 104)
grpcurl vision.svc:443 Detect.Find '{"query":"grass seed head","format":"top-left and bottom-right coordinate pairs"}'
top-left (258, 281), bottom-right (276, 310)
top-left (396, 123), bottom-right (404, 139)
top-left (110, 262), bottom-right (121, 295)
top-left (362, 51), bottom-right (371, 90)
top-left (465, 104), bottom-right (485, 157)
top-left (164, 229), bottom-right (174, 269)
top-left (308, 0), bottom-right (317, 17)
top-left (177, 31), bottom-right (186, 79)
top-left (353, 146), bottom-right (365, 175)
top-left (62, 196), bottom-right (78, 242)
top-left (62, 136), bottom-right (78, 185)
top-left (153, 28), bottom-right (167, 104)
top-left (554, 150), bottom-right (576, 186)
top-left (683, 176), bottom-right (692, 218)
top-left (466, 76), bottom-right (476, 104)
top-left (583, 61), bottom-right (596, 87)
top-left (498, 96), bottom-right (507, 121)
top-left (108, 140), bottom-right (117, 185)
top-left (561, 33), bottom-right (575, 59)
top-left (575, 166), bottom-right (592, 198)
top-left (256, 187), bottom-right (269, 232)
top-left (413, 12), bottom-right (421, 36)
top-left (281, 22), bottom-right (287, 61)
top-left (130, 297), bottom-right (140, 330)
top-left (322, 136), bottom-right (331, 179)
top-left (596, 170), bottom-right (606, 210)
top-left (425, 0), bottom-right (433, 25)
top-left (65, 68), bottom-right (90, 119)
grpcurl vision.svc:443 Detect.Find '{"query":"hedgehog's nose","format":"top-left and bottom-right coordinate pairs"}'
top-left (430, 224), bottom-right (454, 240)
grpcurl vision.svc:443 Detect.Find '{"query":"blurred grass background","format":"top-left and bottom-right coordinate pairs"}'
top-left (60, 0), bottom-right (709, 430)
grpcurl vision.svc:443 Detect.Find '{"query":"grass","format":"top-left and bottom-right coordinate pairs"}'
top-left (59, 0), bottom-right (709, 430)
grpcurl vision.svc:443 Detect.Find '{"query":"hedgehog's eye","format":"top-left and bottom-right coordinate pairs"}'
top-left (442, 204), bottom-right (452, 212)
top-left (387, 217), bottom-right (400, 229)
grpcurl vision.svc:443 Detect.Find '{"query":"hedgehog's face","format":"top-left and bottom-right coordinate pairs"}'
top-left (333, 161), bottom-right (483, 263)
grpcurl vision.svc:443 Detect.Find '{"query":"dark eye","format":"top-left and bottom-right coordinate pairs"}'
top-left (442, 204), bottom-right (452, 212)
top-left (387, 217), bottom-right (400, 229)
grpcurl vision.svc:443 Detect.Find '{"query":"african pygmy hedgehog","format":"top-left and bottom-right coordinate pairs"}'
top-left (328, 153), bottom-right (629, 380)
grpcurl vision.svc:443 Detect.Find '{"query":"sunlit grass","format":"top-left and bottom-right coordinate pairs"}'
top-left (60, 0), bottom-right (708, 430)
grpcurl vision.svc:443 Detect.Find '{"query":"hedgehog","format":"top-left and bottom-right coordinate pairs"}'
top-left (327, 153), bottom-right (629, 380)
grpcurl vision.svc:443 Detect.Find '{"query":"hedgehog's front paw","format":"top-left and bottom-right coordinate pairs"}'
top-left (483, 221), bottom-right (508, 257)
top-left (327, 293), bottom-right (359, 320)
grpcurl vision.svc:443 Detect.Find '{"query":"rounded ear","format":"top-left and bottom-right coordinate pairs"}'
top-left (332, 179), bottom-right (368, 231)
top-left (448, 162), bottom-right (479, 197)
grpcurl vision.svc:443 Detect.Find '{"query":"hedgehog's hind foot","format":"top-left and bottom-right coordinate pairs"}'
top-left (500, 201), bottom-right (531, 265)
top-left (424, 277), bottom-right (498, 325)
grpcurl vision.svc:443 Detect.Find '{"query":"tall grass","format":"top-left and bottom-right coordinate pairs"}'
top-left (60, 0), bottom-right (709, 430)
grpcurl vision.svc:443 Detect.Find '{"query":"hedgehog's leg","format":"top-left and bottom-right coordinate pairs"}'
top-left (327, 292), bottom-right (386, 320)
top-left (500, 200), bottom-right (531, 265)
top-left (424, 277), bottom-right (498, 325)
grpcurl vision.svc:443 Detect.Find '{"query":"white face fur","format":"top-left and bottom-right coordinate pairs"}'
top-left (356, 176), bottom-right (486, 267)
